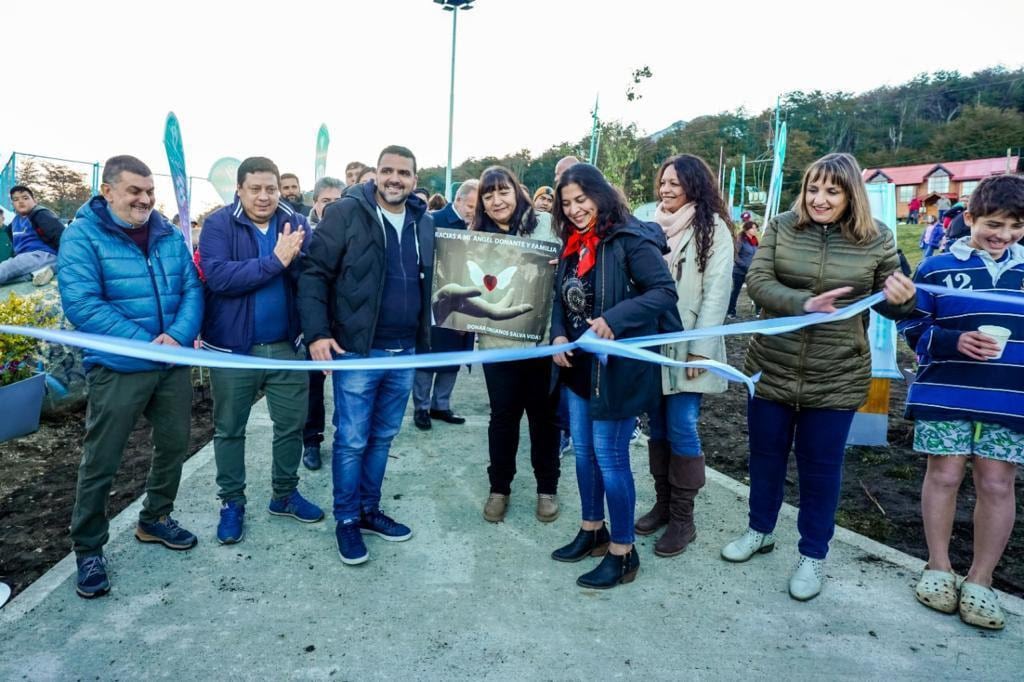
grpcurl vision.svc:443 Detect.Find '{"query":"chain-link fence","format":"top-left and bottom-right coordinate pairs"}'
top-left (1, 152), bottom-right (226, 225)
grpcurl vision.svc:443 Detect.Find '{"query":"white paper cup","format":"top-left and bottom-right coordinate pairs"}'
top-left (978, 325), bottom-right (1011, 359)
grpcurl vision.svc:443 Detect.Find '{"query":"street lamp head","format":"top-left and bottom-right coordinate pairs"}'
top-left (434, 0), bottom-right (474, 9)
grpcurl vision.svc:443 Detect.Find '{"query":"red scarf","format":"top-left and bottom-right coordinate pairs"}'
top-left (743, 232), bottom-right (759, 247)
top-left (562, 218), bottom-right (600, 276)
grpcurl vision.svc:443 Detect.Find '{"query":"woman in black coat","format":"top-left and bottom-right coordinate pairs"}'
top-left (549, 164), bottom-right (681, 589)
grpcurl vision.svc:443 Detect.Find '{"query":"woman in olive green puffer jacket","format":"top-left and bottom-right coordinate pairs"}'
top-left (721, 153), bottom-right (918, 602)
top-left (742, 210), bottom-right (915, 409)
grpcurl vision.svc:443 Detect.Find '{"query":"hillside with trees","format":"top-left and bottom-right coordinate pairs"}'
top-left (419, 67), bottom-right (1024, 211)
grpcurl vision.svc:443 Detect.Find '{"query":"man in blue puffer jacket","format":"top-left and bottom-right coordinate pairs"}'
top-left (57, 155), bottom-right (204, 599)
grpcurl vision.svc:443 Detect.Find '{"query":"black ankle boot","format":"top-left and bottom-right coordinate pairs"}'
top-left (576, 548), bottom-right (640, 589)
top-left (551, 525), bottom-right (610, 563)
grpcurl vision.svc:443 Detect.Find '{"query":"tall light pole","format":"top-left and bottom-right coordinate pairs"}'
top-left (435, 0), bottom-right (473, 200)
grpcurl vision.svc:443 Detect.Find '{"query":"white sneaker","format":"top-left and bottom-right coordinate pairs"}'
top-left (789, 555), bottom-right (825, 601)
top-left (558, 431), bottom-right (572, 459)
top-left (31, 265), bottom-right (54, 286)
top-left (630, 417), bottom-right (643, 444)
top-left (721, 528), bottom-right (776, 562)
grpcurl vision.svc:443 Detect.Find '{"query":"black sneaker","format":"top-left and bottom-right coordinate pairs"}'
top-left (413, 410), bottom-right (432, 431)
top-left (302, 445), bottom-right (322, 470)
top-left (429, 409), bottom-right (466, 425)
top-left (76, 554), bottom-right (110, 599)
top-left (359, 510), bottom-right (412, 542)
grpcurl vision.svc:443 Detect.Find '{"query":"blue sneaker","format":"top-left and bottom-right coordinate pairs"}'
top-left (268, 490), bottom-right (324, 523)
top-left (75, 554), bottom-right (110, 599)
top-left (135, 515), bottom-right (198, 550)
top-left (359, 509), bottom-right (412, 542)
top-left (217, 500), bottom-right (245, 544)
top-left (336, 522), bottom-right (369, 565)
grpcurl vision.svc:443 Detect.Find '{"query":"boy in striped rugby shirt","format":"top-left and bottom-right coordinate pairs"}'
top-left (898, 174), bottom-right (1024, 630)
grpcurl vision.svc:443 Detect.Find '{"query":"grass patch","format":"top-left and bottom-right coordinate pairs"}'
top-left (895, 223), bottom-right (927, 272)
top-left (885, 464), bottom-right (917, 481)
top-left (836, 509), bottom-right (894, 539)
top-left (859, 449), bottom-right (891, 466)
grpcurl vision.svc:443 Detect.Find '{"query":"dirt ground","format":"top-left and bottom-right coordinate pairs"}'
top-left (0, 386), bottom-right (213, 599)
top-left (701, 292), bottom-right (1024, 598)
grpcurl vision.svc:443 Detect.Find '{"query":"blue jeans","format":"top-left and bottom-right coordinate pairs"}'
top-left (557, 385), bottom-right (571, 432)
top-left (648, 392), bottom-right (703, 457)
top-left (727, 271), bottom-right (745, 316)
top-left (746, 396), bottom-right (855, 559)
top-left (331, 349), bottom-right (415, 524)
top-left (566, 390), bottom-right (636, 544)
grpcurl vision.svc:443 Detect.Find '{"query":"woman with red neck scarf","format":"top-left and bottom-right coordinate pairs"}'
top-left (728, 219), bottom-right (760, 318)
top-left (549, 163), bottom-right (681, 589)
top-left (635, 154), bottom-right (734, 558)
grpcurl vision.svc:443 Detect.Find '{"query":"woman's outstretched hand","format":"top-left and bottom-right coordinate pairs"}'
top-left (803, 286), bottom-right (853, 314)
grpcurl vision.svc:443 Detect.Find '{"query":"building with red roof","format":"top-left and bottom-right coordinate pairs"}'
top-left (863, 155), bottom-right (1022, 221)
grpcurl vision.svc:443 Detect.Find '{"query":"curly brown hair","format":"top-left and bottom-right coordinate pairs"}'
top-left (656, 154), bottom-right (732, 272)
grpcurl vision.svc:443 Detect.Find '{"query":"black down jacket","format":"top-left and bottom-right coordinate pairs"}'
top-left (298, 182), bottom-right (434, 356)
top-left (551, 216), bottom-right (682, 421)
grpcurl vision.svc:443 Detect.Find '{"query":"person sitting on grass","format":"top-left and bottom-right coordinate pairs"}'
top-left (898, 173), bottom-right (1024, 631)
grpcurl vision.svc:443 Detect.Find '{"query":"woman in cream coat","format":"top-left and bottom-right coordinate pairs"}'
top-left (635, 154), bottom-right (734, 557)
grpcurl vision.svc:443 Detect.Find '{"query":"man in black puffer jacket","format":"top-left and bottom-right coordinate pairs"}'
top-left (298, 145), bottom-right (434, 566)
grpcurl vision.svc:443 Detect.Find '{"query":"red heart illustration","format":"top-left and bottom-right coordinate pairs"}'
top-left (483, 274), bottom-right (498, 291)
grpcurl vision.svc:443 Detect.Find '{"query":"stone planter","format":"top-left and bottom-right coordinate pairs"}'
top-left (0, 371), bottom-right (46, 442)
top-left (2, 279), bottom-right (88, 415)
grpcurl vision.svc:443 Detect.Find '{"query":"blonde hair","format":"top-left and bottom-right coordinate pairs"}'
top-left (793, 153), bottom-right (878, 245)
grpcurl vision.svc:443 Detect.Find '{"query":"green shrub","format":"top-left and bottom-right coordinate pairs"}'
top-left (0, 293), bottom-right (59, 386)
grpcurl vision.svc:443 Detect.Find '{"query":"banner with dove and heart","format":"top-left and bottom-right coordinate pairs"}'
top-left (431, 228), bottom-right (559, 343)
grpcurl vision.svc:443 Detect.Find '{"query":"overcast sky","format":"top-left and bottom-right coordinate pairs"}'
top-left (3, 0), bottom-right (1022, 213)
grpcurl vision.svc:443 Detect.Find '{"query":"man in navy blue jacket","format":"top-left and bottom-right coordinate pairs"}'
top-left (199, 156), bottom-right (324, 545)
top-left (298, 145), bottom-right (434, 565)
top-left (411, 178), bottom-right (478, 430)
top-left (58, 155), bottom-right (204, 599)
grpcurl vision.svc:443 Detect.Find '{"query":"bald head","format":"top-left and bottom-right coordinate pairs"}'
top-left (554, 156), bottom-right (580, 185)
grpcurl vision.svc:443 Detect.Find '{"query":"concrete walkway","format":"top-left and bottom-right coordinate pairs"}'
top-left (1, 368), bottom-right (1021, 680)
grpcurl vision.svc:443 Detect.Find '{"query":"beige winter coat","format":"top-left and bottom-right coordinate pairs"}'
top-left (660, 215), bottom-right (734, 394)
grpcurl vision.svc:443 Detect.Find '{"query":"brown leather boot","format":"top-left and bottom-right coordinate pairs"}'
top-left (654, 455), bottom-right (705, 557)
top-left (483, 493), bottom-right (509, 523)
top-left (635, 440), bottom-right (671, 535)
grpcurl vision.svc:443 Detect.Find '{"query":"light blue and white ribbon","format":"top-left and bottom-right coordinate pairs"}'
top-left (2, 284), bottom-right (1021, 400)
top-left (0, 325), bottom-right (761, 395)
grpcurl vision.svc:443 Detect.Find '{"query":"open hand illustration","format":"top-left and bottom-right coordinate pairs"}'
top-left (431, 284), bottom-right (534, 325)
